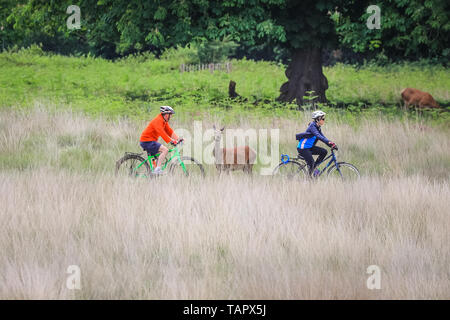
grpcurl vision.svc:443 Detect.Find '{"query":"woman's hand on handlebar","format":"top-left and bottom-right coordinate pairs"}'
top-left (328, 141), bottom-right (338, 150)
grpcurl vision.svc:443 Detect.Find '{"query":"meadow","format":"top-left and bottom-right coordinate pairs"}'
top-left (0, 48), bottom-right (449, 299)
top-left (0, 105), bottom-right (449, 299)
top-left (1, 45), bottom-right (449, 123)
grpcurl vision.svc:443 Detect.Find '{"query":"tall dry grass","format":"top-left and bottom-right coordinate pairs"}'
top-left (0, 104), bottom-right (449, 299)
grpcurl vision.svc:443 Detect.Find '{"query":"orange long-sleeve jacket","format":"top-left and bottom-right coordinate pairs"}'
top-left (140, 114), bottom-right (174, 143)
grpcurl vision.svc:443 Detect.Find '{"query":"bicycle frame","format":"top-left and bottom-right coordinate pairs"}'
top-left (313, 149), bottom-right (343, 178)
top-left (134, 144), bottom-right (187, 176)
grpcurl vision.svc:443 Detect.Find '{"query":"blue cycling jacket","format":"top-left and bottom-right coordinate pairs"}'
top-left (296, 122), bottom-right (330, 149)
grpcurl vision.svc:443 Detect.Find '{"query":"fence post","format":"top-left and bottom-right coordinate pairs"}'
top-left (182, 62), bottom-right (232, 73)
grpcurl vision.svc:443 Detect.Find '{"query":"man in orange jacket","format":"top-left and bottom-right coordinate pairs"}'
top-left (140, 106), bottom-right (180, 174)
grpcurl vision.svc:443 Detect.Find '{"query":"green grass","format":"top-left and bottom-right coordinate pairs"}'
top-left (325, 62), bottom-right (449, 105)
top-left (1, 47), bottom-right (449, 126)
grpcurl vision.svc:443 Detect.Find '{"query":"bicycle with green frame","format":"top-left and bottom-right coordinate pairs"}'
top-left (115, 139), bottom-right (205, 178)
top-left (272, 145), bottom-right (360, 180)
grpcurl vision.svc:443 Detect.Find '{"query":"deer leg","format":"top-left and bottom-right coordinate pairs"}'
top-left (216, 164), bottom-right (222, 176)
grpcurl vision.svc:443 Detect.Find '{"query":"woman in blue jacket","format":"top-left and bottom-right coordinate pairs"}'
top-left (296, 110), bottom-right (336, 177)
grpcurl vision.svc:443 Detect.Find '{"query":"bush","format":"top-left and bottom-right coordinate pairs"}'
top-left (18, 43), bottom-right (48, 57)
top-left (160, 45), bottom-right (199, 65)
top-left (117, 51), bottom-right (155, 64)
top-left (196, 36), bottom-right (238, 64)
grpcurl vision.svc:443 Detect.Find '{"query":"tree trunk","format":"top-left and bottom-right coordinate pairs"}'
top-left (277, 47), bottom-right (328, 106)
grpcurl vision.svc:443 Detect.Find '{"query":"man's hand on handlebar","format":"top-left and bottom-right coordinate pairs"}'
top-left (170, 138), bottom-right (184, 146)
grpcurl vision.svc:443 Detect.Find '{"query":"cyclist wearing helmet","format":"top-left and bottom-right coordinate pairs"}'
top-left (296, 110), bottom-right (336, 177)
top-left (140, 106), bottom-right (180, 174)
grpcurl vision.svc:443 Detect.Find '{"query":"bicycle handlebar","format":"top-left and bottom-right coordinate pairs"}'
top-left (169, 138), bottom-right (184, 149)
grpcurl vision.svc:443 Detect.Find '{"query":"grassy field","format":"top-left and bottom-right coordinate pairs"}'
top-left (0, 106), bottom-right (449, 299)
top-left (1, 46), bottom-right (449, 124)
top-left (0, 47), bottom-right (449, 299)
top-left (1, 169), bottom-right (449, 299)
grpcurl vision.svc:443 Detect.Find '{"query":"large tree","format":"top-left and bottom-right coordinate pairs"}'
top-left (95, 0), bottom-right (368, 104)
top-left (3, 0), bottom-right (370, 104)
top-left (8, 1), bottom-right (448, 105)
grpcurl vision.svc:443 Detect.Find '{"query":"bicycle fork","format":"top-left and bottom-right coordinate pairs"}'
top-left (332, 153), bottom-right (344, 178)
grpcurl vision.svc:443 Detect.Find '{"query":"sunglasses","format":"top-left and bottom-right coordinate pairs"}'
top-left (321, 117), bottom-right (326, 121)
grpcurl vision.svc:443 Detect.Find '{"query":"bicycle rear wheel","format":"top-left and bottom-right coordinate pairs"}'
top-left (168, 156), bottom-right (205, 178)
top-left (327, 162), bottom-right (360, 180)
top-left (115, 154), bottom-right (150, 178)
top-left (272, 160), bottom-right (308, 179)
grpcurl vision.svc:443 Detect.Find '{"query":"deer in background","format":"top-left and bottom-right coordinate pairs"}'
top-left (212, 125), bottom-right (257, 175)
top-left (401, 88), bottom-right (440, 109)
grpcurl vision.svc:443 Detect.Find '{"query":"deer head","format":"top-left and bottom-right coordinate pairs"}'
top-left (213, 125), bottom-right (225, 143)
top-left (213, 125), bottom-right (225, 164)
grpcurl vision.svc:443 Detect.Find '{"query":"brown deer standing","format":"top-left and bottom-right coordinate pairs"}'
top-left (401, 88), bottom-right (440, 109)
top-left (212, 125), bottom-right (257, 175)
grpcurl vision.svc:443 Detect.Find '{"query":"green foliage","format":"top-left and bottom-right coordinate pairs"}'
top-left (0, 49), bottom-right (448, 126)
top-left (2, 0), bottom-right (448, 65)
top-left (196, 36), bottom-right (239, 63)
top-left (159, 45), bottom-right (199, 65)
top-left (336, 0), bottom-right (450, 64)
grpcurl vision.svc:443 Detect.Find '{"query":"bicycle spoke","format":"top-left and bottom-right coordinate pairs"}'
top-left (169, 157), bottom-right (205, 178)
top-left (116, 154), bottom-right (150, 178)
top-left (328, 163), bottom-right (360, 180)
top-left (273, 161), bottom-right (307, 179)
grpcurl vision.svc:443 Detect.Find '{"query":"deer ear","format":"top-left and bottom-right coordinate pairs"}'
top-left (220, 127), bottom-right (225, 131)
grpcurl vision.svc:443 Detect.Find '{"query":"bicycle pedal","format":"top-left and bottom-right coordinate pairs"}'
top-left (151, 170), bottom-right (167, 176)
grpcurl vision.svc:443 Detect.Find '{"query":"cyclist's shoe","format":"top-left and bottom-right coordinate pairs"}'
top-left (152, 167), bottom-right (167, 176)
top-left (312, 169), bottom-right (320, 178)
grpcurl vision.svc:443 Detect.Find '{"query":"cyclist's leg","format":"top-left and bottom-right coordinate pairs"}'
top-left (140, 141), bottom-right (163, 169)
top-left (140, 141), bottom-right (159, 156)
top-left (311, 146), bottom-right (327, 168)
top-left (156, 145), bottom-right (168, 169)
top-left (298, 148), bottom-right (314, 175)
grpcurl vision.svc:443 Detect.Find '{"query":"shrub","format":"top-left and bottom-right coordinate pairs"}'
top-left (160, 44), bottom-right (199, 65)
top-left (196, 36), bottom-right (238, 64)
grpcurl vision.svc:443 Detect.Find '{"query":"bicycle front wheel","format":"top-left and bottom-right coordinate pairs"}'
top-left (272, 160), bottom-right (308, 179)
top-left (327, 162), bottom-right (360, 180)
top-left (169, 156), bottom-right (205, 178)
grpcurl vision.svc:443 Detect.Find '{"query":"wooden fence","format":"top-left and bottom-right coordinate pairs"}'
top-left (180, 62), bottom-right (232, 73)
